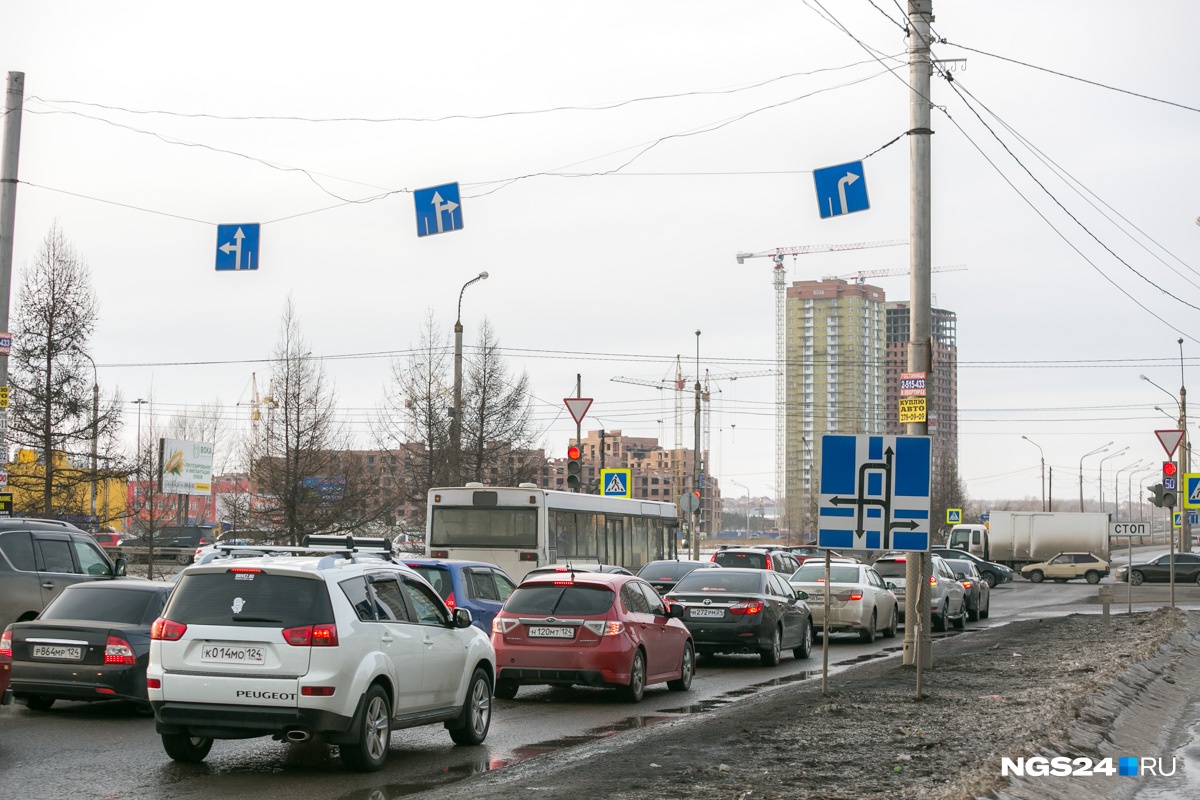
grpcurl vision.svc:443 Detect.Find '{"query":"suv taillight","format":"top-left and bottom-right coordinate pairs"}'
top-left (151, 618), bottom-right (187, 641)
top-left (105, 635), bottom-right (137, 665)
top-left (765, 555), bottom-right (773, 571)
top-left (283, 624), bottom-right (339, 647)
top-left (0, 628), bottom-right (11, 658)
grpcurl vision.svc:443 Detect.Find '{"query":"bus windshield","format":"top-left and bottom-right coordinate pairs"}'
top-left (430, 507), bottom-right (538, 549)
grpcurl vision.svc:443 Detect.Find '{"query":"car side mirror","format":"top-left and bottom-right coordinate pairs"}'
top-left (666, 603), bottom-right (685, 619)
top-left (885, 581), bottom-right (896, 591)
top-left (114, 556), bottom-right (127, 577)
top-left (955, 572), bottom-right (966, 581)
top-left (453, 608), bottom-right (474, 629)
top-left (794, 590), bottom-right (810, 601)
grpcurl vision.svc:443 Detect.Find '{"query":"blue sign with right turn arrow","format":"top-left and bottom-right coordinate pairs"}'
top-left (813, 160), bottom-right (870, 219)
top-left (817, 434), bottom-right (932, 552)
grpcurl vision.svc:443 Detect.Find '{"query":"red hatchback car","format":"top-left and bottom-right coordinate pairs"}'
top-left (491, 571), bottom-right (694, 703)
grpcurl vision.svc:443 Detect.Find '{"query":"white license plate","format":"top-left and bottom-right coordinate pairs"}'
top-left (32, 644), bottom-right (83, 660)
top-left (527, 626), bottom-right (575, 639)
top-left (690, 608), bottom-right (725, 618)
top-left (201, 644), bottom-right (266, 665)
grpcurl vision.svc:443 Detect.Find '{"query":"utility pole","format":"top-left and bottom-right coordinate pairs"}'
top-left (692, 330), bottom-right (702, 560)
top-left (1179, 338), bottom-right (1189, 553)
top-left (903, 0), bottom-right (934, 683)
top-left (0, 72), bottom-right (24, 458)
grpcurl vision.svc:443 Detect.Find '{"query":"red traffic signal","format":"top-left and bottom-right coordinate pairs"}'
top-left (567, 445), bottom-right (581, 460)
top-left (1163, 461), bottom-right (1178, 477)
top-left (566, 445), bottom-right (582, 490)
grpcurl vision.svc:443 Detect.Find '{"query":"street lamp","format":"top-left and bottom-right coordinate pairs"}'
top-left (1113, 459), bottom-right (1144, 519)
top-left (452, 271), bottom-right (488, 484)
top-left (1021, 435), bottom-right (1045, 511)
top-left (1134, 466), bottom-right (1158, 523)
top-left (1079, 442), bottom-right (1112, 512)
top-left (1097, 447), bottom-right (1128, 512)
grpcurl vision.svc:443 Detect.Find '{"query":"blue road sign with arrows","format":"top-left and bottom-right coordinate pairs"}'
top-left (215, 224), bottom-right (260, 271)
top-left (818, 434), bottom-right (932, 552)
top-left (813, 160), bottom-right (870, 219)
top-left (414, 182), bottom-right (464, 237)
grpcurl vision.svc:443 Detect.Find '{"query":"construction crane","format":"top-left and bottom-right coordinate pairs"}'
top-left (821, 264), bottom-right (967, 285)
top-left (734, 239), bottom-right (907, 530)
top-left (611, 367), bottom-right (775, 514)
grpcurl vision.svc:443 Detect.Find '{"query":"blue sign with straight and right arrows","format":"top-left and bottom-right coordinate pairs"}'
top-left (414, 182), bottom-right (463, 237)
top-left (818, 434), bottom-right (932, 552)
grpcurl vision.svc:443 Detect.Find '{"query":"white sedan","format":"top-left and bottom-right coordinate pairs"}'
top-left (789, 562), bottom-right (899, 643)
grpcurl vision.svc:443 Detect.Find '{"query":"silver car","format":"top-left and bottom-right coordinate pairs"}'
top-left (870, 554), bottom-right (966, 632)
top-left (788, 562), bottom-right (898, 642)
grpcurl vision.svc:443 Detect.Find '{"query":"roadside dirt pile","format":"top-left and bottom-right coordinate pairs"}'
top-left (426, 608), bottom-right (1194, 800)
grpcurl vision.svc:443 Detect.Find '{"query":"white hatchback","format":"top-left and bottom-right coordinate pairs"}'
top-left (148, 541), bottom-right (496, 771)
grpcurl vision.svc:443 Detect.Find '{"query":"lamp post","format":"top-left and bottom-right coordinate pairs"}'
top-left (1021, 435), bottom-right (1045, 511)
top-left (79, 352), bottom-right (98, 520)
top-left (1079, 442), bottom-right (1112, 512)
top-left (452, 271), bottom-right (488, 485)
top-left (1097, 447), bottom-right (1128, 513)
top-left (1134, 466), bottom-right (1157, 524)
top-left (1113, 459), bottom-right (1144, 519)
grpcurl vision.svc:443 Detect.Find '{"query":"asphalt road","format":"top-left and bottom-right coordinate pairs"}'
top-left (5, 552), bottom-right (1200, 799)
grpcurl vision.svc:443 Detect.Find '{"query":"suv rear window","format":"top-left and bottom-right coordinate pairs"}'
top-left (712, 551), bottom-right (767, 569)
top-left (166, 571), bottom-right (334, 627)
top-left (872, 560), bottom-right (908, 578)
top-left (504, 584), bottom-right (614, 616)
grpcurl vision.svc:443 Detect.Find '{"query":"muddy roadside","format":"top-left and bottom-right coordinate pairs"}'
top-left (412, 608), bottom-right (1195, 800)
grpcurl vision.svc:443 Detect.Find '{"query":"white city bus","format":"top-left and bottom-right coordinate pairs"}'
top-left (426, 483), bottom-right (680, 581)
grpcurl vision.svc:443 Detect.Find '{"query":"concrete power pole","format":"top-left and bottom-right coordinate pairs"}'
top-left (0, 72), bottom-right (24, 450)
top-left (902, 1), bottom-right (935, 676)
top-left (692, 330), bottom-right (702, 560)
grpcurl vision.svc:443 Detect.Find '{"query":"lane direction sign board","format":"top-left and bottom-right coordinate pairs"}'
top-left (564, 397), bottom-right (593, 424)
top-left (414, 182), bottom-right (463, 237)
top-left (813, 160), bottom-right (869, 219)
top-left (1155, 429), bottom-right (1185, 458)
top-left (818, 434), bottom-right (932, 552)
top-left (215, 224), bottom-right (261, 271)
top-left (600, 469), bottom-right (632, 498)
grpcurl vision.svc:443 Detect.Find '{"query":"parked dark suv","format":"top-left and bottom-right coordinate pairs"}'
top-left (0, 518), bottom-right (128, 632)
top-left (710, 547), bottom-right (801, 575)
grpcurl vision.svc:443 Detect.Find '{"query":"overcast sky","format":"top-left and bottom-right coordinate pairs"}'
top-left (2, 1), bottom-right (1198, 513)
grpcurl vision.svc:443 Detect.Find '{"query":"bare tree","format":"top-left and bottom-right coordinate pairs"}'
top-left (6, 223), bottom-right (122, 520)
top-left (376, 311), bottom-right (453, 530)
top-left (460, 320), bottom-right (542, 485)
top-left (248, 298), bottom-right (376, 544)
top-left (931, 442), bottom-right (969, 542)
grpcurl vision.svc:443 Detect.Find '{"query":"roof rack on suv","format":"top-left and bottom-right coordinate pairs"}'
top-left (191, 535), bottom-right (394, 568)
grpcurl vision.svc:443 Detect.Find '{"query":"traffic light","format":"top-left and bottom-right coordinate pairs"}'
top-left (566, 445), bottom-right (582, 491)
top-left (1162, 461), bottom-right (1179, 508)
top-left (1149, 483), bottom-right (1166, 508)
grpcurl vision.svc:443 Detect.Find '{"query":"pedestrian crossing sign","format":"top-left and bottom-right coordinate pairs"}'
top-left (946, 508), bottom-right (962, 524)
top-left (1183, 474), bottom-right (1200, 510)
top-left (600, 469), bottom-right (631, 498)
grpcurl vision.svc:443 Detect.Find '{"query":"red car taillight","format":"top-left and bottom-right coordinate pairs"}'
top-left (582, 620), bottom-right (625, 636)
top-left (930, 576), bottom-right (938, 587)
top-left (104, 635), bottom-right (137, 665)
top-left (834, 590), bottom-right (864, 601)
top-left (283, 624), bottom-right (339, 646)
top-left (729, 601), bottom-right (764, 616)
top-left (765, 555), bottom-right (773, 571)
top-left (492, 617), bottom-right (520, 635)
top-left (961, 581), bottom-right (973, 589)
top-left (151, 618), bottom-right (187, 641)
top-left (0, 629), bottom-right (12, 658)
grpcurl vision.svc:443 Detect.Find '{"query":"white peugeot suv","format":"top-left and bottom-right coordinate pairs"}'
top-left (147, 538), bottom-right (496, 772)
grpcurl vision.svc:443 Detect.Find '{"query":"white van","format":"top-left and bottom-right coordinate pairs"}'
top-left (947, 524), bottom-right (988, 558)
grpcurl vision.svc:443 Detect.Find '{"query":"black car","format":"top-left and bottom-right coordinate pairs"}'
top-left (928, 547), bottom-right (1013, 587)
top-left (3, 580), bottom-right (172, 712)
top-left (664, 568), bottom-right (812, 666)
top-left (710, 547), bottom-right (802, 575)
top-left (636, 560), bottom-right (721, 595)
top-left (1116, 553), bottom-right (1200, 585)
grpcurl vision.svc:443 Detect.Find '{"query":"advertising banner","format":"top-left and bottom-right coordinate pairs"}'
top-left (158, 439), bottom-right (214, 496)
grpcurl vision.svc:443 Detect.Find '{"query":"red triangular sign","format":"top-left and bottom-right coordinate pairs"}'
top-left (564, 397), bottom-right (593, 425)
top-left (1155, 429), bottom-right (1185, 458)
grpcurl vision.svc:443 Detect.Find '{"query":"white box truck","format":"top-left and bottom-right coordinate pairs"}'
top-left (947, 511), bottom-right (1110, 570)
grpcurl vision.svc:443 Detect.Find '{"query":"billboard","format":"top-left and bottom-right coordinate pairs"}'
top-left (158, 438), bottom-right (214, 496)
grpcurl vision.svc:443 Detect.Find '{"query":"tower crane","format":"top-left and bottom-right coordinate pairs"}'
top-left (611, 367), bottom-right (775, 510)
top-left (734, 239), bottom-right (906, 530)
top-left (821, 264), bottom-right (967, 285)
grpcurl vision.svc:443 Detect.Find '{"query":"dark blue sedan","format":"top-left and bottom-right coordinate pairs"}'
top-left (403, 558), bottom-right (517, 633)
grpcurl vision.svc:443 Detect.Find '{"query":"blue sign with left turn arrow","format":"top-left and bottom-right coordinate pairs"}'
top-left (818, 434), bottom-right (932, 552)
top-left (215, 224), bottom-right (260, 271)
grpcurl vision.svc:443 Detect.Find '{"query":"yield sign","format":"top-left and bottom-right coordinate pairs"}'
top-left (564, 397), bottom-right (593, 425)
top-left (1155, 429), bottom-right (1185, 458)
